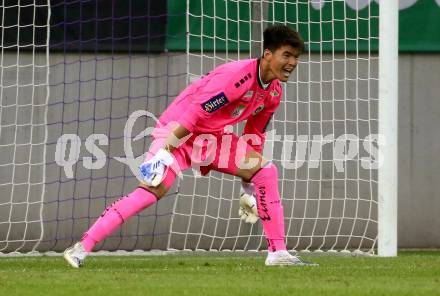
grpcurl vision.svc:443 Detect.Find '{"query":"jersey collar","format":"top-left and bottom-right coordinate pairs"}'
top-left (256, 58), bottom-right (270, 90)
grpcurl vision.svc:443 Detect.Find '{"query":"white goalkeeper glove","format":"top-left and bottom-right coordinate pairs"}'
top-left (238, 182), bottom-right (259, 224)
top-left (139, 148), bottom-right (174, 187)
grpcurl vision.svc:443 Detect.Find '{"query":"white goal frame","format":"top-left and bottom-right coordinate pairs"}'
top-left (378, 0), bottom-right (398, 257)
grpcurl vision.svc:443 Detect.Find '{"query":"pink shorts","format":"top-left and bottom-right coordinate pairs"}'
top-left (145, 122), bottom-right (255, 188)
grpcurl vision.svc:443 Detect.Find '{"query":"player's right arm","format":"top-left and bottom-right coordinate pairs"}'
top-left (163, 124), bottom-right (191, 153)
top-left (138, 72), bottom-right (237, 188)
top-left (138, 123), bottom-right (190, 187)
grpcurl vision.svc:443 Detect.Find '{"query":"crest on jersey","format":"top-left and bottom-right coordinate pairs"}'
top-left (231, 105), bottom-right (246, 118)
top-left (244, 90), bottom-right (254, 99)
top-left (270, 90), bottom-right (279, 97)
top-left (253, 105), bottom-right (265, 115)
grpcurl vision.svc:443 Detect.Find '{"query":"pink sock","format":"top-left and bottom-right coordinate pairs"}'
top-left (251, 163), bottom-right (287, 252)
top-left (80, 187), bottom-right (157, 252)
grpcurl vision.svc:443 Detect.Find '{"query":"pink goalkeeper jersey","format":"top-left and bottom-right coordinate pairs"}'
top-left (158, 59), bottom-right (283, 153)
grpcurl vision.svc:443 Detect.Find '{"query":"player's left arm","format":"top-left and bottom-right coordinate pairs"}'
top-left (242, 88), bottom-right (282, 154)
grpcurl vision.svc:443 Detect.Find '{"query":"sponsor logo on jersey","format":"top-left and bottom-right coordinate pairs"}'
top-left (253, 105), bottom-right (265, 115)
top-left (201, 92), bottom-right (229, 113)
top-left (270, 89), bottom-right (279, 97)
top-left (231, 105), bottom-right (246, 118)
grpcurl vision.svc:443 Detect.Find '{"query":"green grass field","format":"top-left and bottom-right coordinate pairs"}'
top-left (1, 251), bottom-right (439, 296)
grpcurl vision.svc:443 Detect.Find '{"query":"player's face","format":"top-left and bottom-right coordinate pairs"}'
top-left (266, 45), bottom-right (300, 82)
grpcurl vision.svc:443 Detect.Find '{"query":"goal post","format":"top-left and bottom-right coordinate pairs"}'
top-left (378, 0), bottom-right (398, 257)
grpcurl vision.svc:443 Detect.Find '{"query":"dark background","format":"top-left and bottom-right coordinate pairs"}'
top-left (1, 0), bottom-right (167, 52)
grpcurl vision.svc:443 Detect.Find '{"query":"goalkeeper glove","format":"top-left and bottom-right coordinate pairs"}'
top-left (238, 182), bottom-right (259, 224)
top-left (139, 148), bottom-right (174, 187)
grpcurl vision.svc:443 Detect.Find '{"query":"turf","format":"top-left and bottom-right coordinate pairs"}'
top-left (0, 251), bottom-right (439, 296)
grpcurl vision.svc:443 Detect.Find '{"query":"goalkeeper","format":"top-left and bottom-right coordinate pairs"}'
top-left (64, 25), bottom-right (318, 267)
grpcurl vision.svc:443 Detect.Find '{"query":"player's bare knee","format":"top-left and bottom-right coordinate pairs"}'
top-left (237, 152), bottom-right (269, 182)
top-left (138, 182), bottom-right (168, 200)
top-left (239, 169), bottom-right (257, 183)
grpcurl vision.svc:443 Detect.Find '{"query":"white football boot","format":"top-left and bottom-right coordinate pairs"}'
top-left (63, 242), bottom-right (88, 268)
top-left (265, 250), bottom-right (319, 266)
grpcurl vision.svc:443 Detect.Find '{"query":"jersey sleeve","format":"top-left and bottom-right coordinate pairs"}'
top-left (177, 67), bottom-right (253, 132)
top-left (242, 86), bottom-right (282, 154)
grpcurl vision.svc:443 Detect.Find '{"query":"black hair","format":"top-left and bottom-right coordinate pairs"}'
top-left (263, 25), bottom-right (304, 53)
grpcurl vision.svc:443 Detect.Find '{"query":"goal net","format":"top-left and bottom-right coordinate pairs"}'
top-left (172, 0), bottom-right (379, 254)
top-left (1, 0), bottom-right (382, 255)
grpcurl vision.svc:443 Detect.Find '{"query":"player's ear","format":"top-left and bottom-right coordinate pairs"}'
top-left (263, 48), bottom-right (272, 60)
